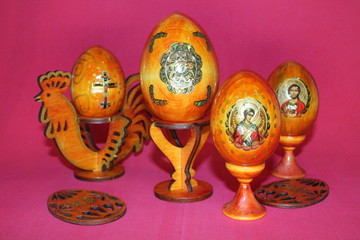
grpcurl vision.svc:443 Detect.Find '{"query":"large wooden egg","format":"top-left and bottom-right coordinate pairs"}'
top-left (211, 71), bottom-right (281, 166)
top-left (268, 61), bottom-right (318, 136)
top-left (140, 13), bottom-right (219, 122)
top-left (71, 46), bottom-right (125, 118)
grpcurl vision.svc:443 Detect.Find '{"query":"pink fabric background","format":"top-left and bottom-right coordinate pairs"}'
top-left (1, 0), bottom-right (359, 239)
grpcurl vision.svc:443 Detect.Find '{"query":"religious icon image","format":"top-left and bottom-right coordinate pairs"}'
top-left (226, 97), bottom-right (269, 151)
top-left (160, 42), bottom-right (203, 95)
top-left (277, 78), bottom-right (310, 118)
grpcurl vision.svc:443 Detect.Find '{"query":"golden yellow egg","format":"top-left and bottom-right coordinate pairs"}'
top-left (211, 71), bottom-right (281, 166)
top-left (268, 61), bottom-right (319, 136)
top-left (140, 13), bottom-right (219, 122)
top-left (71, 46), bottom-right (125, 118)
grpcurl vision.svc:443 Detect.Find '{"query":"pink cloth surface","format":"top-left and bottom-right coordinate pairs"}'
top-left (1, 0), bottom-right (359, 239)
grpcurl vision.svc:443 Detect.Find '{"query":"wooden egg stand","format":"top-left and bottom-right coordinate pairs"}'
top-left (223, 163), bottom-right (267, 220)
top-left (73, 114), bottom-right (127, 181)
top-left (271, 135), bottom-right (306, 179)
top-left (35, 71), bottom-right (150, 181)
top-left (150, 117), bottom-right (213, 202)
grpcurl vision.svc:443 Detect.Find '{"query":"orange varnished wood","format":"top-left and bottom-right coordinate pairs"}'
top-left (140, 12), bottom-right (216, 202)
top-left (140, 13), bottom-right (218, 122)
top-left (47, 189), bottom-right (126, 225)
top-left (150, 118), bottom-right (212, 202)
top-left (35, 71), bottom-right (150, 178)
top-left (223, 164), bottom-right (266, 220)
top-left (154, 180), bottom-right (212, 203)
top-left (211, 71), bottom-right (281, 220)
top-left (268, 61), bottom-right (318, 179)
top-left (72, 46), bottom-right (125, 118)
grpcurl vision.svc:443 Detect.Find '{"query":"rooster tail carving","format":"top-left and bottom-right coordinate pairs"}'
top-left (115, 74), bottom-right (151, 161)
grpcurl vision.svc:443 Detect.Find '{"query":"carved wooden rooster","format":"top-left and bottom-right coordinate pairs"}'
top-left (35, 71), bottom-right (150, 174)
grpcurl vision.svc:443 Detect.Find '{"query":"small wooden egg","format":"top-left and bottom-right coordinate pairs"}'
top-left (140, 13), bottom-right (219, 122)
top-left (71, 46), bottom-right (125, 118)
top-left (268, 61), bottom-right (318, 136)
top-left (211, 71), bottom-right (281, 166)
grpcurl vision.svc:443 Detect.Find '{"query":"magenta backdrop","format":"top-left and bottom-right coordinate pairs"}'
top-left (1, 0), bottom-right (359, 239)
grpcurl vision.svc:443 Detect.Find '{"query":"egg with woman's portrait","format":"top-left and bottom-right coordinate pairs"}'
top-left (140, 13), bottom-right (219, 122)
top-left (210, 71), bottom-right (281, 166)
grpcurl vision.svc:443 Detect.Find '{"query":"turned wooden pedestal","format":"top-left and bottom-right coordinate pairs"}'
top-left (271, 135), bottom-right (306, 179)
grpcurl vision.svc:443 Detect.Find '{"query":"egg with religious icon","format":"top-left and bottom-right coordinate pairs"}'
top-left (268, 61), bottom-right (319, 136)
top-left (71, 46), bottom-right (125, 118)
top-left (211, 71), bottom-right (281, 166)
top-left (140, 12), bottom-right (219, 122)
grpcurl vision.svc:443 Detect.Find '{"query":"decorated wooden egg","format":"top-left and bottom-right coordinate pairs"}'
top-left (268, 61), bottom-right (318, 136)
top-left (71, 46), bottom-right (125, 118)
top-left (140, 13), bottom-right (219, 122)
top-left (211, 71), bottom-right (281, 166)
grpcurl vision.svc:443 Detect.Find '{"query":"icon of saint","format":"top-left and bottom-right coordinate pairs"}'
top-left (281, 84), bottom-right (306, 117)
top-left (233, 108), bottom-right (261, 147)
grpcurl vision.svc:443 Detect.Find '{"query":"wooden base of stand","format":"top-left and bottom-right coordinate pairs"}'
top-left (154, 180), bottom-right (213, 203)
top-left (74, 164), bottom-right (125, 182)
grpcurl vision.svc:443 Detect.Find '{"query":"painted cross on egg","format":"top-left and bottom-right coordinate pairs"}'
top-left (92, 71), bottom-right (118, 109)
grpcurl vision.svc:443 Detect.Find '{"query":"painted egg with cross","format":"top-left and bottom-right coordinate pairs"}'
top-left (140, 13), bottom-right (219, 122)
top-left (210, 71), bottom-right (281, 166)
top-left (71, 46), bottom-right (125, 118)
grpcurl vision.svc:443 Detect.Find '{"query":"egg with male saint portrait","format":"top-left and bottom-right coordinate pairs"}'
top-left (211, 71), bottom-right (281, 166)
top-left (268, 61), bottom-right (319, 136)
top-left (140, 13), bottom-right (219, 122)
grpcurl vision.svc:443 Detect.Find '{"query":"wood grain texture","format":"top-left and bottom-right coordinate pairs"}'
top-left (210, 70), bottom-right (281, 220)
top-left (47, 189), bottom-right (126, 225)
top-left (140, 13), bottom-right (218, 122)
top-left (35, 72), bottom-right (150, 176)
top-left (150, 118), bottom-right (212, 202)
top-left (255, 178), bottom-right (329, 208)
top-left (268, 61), bottom-right (319, 179)
top-left (71, 46), bottom-right (125, 118)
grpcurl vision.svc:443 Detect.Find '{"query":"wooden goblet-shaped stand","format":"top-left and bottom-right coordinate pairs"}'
top-left (140, 13), bottom-right (219, 202)
top-left (268, 61), bottom-right (318, 179)
top-left (150, 118), bottom-right (213, 202)
top-left (211, 71), bottom-right (281, 220)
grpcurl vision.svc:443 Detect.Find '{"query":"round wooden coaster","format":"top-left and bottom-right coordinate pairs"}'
top-left (254, 178), bottom-right (329, 208)
top-left (74, 164), bottom-right (125, 182)
top-left (154, 180), bottom-right (213, 203)
top-left (47, 189), bottom-right (126, 225)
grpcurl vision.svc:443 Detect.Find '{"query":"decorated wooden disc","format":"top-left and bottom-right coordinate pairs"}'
top-left (47, 189), bottom-right (126, 225)
top-left (254, 178), bottom-right (329, 208)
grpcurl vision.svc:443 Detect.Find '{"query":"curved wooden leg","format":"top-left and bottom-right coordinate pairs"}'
top-left (150, 121), bottom-right (212, 202)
